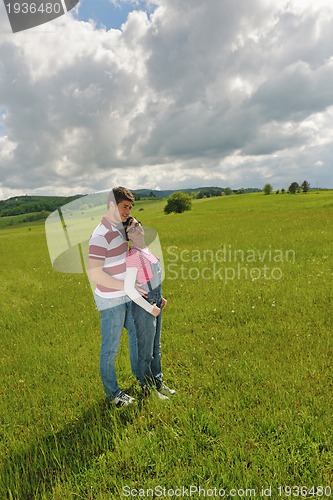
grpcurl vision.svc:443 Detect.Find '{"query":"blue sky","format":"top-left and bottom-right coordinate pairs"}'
top-left (74, 0), bottom-right (155, 30)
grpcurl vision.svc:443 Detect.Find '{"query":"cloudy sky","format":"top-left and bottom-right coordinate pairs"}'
top-left (1, 0), bottom-right (333, 199)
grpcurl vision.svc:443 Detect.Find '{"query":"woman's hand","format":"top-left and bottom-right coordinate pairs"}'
top-left (161, 297), bottom-right (167, 310)
top-left (151, 304), bottom-right (161, 317)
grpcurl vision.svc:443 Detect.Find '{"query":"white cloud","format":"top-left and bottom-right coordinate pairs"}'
top-left (1, 0), bottom-right (333, 199)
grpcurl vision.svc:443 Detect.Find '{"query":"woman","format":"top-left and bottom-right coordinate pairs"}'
top-left (124, 217), bottom-right (176, 399)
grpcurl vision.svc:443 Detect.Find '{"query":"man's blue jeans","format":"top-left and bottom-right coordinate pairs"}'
top-left (94, 294), bottom-right (138, 399)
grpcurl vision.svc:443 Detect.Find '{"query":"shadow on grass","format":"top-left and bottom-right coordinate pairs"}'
top-left (0, 395), bottom-right (144, 499)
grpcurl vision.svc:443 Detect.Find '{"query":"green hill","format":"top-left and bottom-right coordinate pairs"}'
top-left (0, 187), bottom-right (263, 221)
top-left (0, 194), bottom-right (83, 217)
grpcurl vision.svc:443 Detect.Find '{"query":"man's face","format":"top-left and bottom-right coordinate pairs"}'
top-left (117, 200), bottom-right (133, 222)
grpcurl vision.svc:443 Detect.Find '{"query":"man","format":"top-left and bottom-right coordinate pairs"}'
top-left (88, 186), bottom-right (139, 407)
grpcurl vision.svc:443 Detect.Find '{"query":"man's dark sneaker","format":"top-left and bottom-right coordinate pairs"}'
top-left (113, 391), bottom-right (135, 407)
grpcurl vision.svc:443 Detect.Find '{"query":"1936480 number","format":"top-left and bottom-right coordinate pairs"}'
top-left (6, 3), bottom-right (62, 15)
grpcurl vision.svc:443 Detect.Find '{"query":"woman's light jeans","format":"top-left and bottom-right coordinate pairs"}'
top-left (132, 286), bottom-right (163, 390)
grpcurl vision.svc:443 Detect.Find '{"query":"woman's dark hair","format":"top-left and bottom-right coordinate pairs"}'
top-left (123, 216), bottom-right (134, 241)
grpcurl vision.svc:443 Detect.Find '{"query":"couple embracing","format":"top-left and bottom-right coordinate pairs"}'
top-left (88, 186), bottom-right (175, 407)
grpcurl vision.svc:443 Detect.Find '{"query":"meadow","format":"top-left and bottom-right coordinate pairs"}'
top-left (0, 191), bottom-right (332, 499)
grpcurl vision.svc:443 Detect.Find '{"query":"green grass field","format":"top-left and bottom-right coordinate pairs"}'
top-left (0, 192), bottom-right (332, 499)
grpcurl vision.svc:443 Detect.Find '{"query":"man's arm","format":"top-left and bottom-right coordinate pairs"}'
top-left (88, 258), bottom-right (125, 290)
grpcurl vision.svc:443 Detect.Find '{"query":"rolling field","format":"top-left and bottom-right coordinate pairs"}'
top-left (0, 191), bottom-right (332, 499)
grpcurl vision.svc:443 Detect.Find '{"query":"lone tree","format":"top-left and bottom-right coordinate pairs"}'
top-left (164, 192), bottom-right (192, 214)
top-left (288, 181), bottom-right (299, 194)
top-left (301, 180), bottom-right (310, 193)
top-left (263, 183), bottom-right (273, 195)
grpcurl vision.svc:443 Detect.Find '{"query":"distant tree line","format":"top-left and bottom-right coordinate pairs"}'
top-left (263, 181), bottom-right (311, 195)
top-left (134, 191), bottom-right (157, 201)
top-left (134, 187), bottom-right (261, 201)
top-left (195, 188), bottom-right (224, 198)
top-left (194, 187), bottom-right (260, 198)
